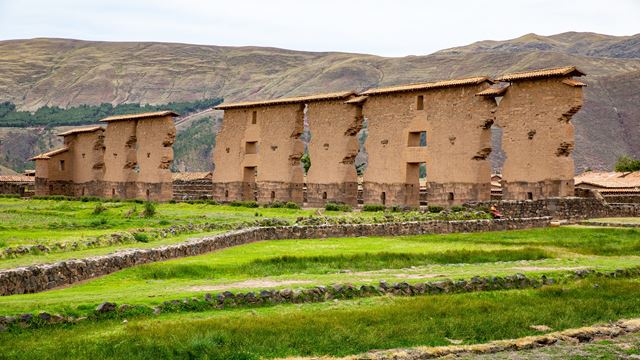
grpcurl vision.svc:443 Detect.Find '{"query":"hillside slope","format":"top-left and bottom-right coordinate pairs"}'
top-left (0, 32), bottom-right (639, 171)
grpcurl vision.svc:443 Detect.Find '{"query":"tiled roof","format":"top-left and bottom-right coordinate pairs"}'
top-left (574, 171), bottom-right (640, 189)
top-left (57, 126), bottom-right (104, 137)
top-left (100, 111), bottom-right (179, 122)
top-left (0, 175), bottom-right (34, 183)
top-left (562, 79), bottom-right (587, 87)
top-left (344, 95), bottom-right (368, 104)
top-left (29, 147), bottom-right (69, 161)
top-left (495, 66), bottom-right (585, 82)
top-left (172, 172), bottom-right (212, 181)
top-left (476, 84), bottom-right (510, 97)
top-left (360, 76), bottom-right (492, 96)
top-left (215, 91), bottom-right (356, 110)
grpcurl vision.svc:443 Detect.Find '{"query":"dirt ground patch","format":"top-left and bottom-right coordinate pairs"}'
top-left (188, 279), bottom-right (313, 291)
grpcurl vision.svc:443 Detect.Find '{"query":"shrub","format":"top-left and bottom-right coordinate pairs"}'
top-left (79, 196), bottom-right (101, 202)
top-left (133, 233), bottom-right (150, 243)
top-left (450, 205), bottom-right (465, 212)
top-left (142, 202), bottom-right (157, 218)
top-left (92, 203), bottom-right (107, 215)
top-left (427, 205), bottom-right (444, 213)
top-left (263, 201), bottom-right (285, 208)
top-left (0, 194), bottom-right (20, 198)
top-left (159, 219), bottom-right (170, 226)
top-left (285, 201), bottom-right (300, 210)
top-left (325, 203), bottom-right (352, 212)
top-left (229, 200), bottom-right (259, 208)
top-left (363, 204), bottom-right (385, 212)
top-left (89, 218), bottom-right (108, 227)
top-left (614, 155), bottom-right (640, 172)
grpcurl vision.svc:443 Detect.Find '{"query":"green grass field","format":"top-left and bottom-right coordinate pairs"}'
top-left (0, 197), bottom-right (639, 359)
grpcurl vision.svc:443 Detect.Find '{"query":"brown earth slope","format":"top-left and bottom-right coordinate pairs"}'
top-left (0, 32), bottom-right (638, 172)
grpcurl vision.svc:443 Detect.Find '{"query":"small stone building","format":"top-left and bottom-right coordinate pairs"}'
top-left (0, 175), bottom-right (34, 196)
top-left (31, 111), bottom-right (177, 201)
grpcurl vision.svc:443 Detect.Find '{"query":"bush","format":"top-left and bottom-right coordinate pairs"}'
top-left (133, 233), bottom-right (150, 243)
top-left (614, 155), bottom-right (640, 172)
top-left (92, 203), bottom-right (107, 215)
top-left (229, 200), bottom-right (259, 208)
top-left (285, 201), bottom-right (301, 210)
top-left (79, 196), bottom-right (101, 202)
top-left (325, 203), bottom-right (352, 212)
top-left (427, 205), bottom-right (444, 213)
top-left (263, 201), bottom-right (285, 208)
top-left (450, 205), bottom-right (465, 212)
top-left (0, 194), bottom-right (20, 198)
top-left (363, 204), bottom-right (385, 212)
top-left (142, 202), bottom-right (157, 218)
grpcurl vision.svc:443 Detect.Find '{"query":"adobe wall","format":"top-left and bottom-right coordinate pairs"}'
top-left (421, 84), bottom-right (495, 205)
top-left (361, 83), bottom-right (493, 207)
top-left (212, 105), bottom-right (305, 204)
top-left (135, 117), bottom-right (175, 201)
top-left (306, 100), bottom-right (362, 207)
top-left (65, 131), bottom-right (106, 196)
top-left (103, 120), bottom-right (138, 198)
top-left (211, 108), bottom-right (250, 202)
top-left (495, 77), bottom-right (582, 200)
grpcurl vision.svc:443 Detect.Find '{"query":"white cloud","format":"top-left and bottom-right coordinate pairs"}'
top-left (0, 0), bottom-right (638, 56)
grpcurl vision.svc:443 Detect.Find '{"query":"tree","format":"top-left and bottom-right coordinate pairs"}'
top-left (300, 153), bottom-right (311, 174)
top-left (614, 155), bottom-right (640, 172)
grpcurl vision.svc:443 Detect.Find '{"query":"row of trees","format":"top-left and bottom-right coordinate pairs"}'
top-left (614, 155), bottom-right (640, 172)
top-left (0, 98), bottom-right (223, 127)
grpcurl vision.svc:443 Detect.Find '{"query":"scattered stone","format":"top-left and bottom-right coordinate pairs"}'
top-left (96, 302), bottom-right (116, 313)
top-left (530, 324), bottom-right (553, 332)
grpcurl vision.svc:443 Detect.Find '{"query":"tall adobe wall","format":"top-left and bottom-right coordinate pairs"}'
top-left (211, 108), bottom-right (251, 201)
top-left (64, 130), bottom-right (105, 196)
top-left (306, 100), bottom-right (363, 207)
top-left (421, 84), bottom-right (495, 205)
top-left (495, 77), bottom-right (583, 200)
top-left (212, 104), bottom-right (305, 204)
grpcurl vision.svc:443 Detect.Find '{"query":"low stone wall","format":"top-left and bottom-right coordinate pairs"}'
top-left (467, 197), bottom-right (640, 220)
top-left (604, 194), bottom-right (640, 204)
top-left (172, 179), bottom-right (214, 200)
top-left (0, 217), bottom-right (550, 296)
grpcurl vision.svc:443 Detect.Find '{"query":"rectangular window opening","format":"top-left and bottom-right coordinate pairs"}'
top-left (408, 131), bottom-right (427, 147)
top-left (59, 160), bottom-right (65, 171)
top-left (252, 111), bottom-right (257, 124)
top-left (245, 141), bottom-right (258, 154)
top-left (416, 95), bottom-right (424, 110)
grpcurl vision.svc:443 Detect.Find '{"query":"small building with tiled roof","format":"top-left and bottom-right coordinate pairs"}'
top-left (575, 171), bottom-right (640, 203)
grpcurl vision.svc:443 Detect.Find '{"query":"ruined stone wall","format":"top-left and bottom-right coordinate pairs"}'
top-left (173, 179), bottom-right (214, 200)
top-left (211, 108), bottom-right (251, 202)
top-left (306, 100), bottom-right (362, 207)
top-left (65, 131), bottom-right (105, 196)
top-left (495, 77), bottom-right (582, 200)
top-left (0, 217), bottom-right (551, 296)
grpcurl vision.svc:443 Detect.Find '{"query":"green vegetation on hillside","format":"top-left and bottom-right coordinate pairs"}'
top-left (614, 155), bottom-right (640, 172)
top-left (172, 116), bottom-right (217, 172)
top-left (0, 98), bottom-right (222, 127)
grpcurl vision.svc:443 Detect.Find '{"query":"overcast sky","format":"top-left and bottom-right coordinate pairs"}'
top-left (0, 0), bottom-right (638, 57)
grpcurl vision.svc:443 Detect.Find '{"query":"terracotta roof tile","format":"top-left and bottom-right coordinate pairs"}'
top-left (574, 171), bottom-right (640, 189)
top-left (476, 84), bottom-right (510, 97)
top-left (562, 79), bottom-right (587, 87)
top-left (29, 147), bottom-right (69, 161)
top-left (495, 66), bottom-right (585, 82)
top-left (215, 91), bottom-right (356, 110)
top-left (57, 126), bottom-right (104, 137)
top-left (0, 175), bottom-right (34, 183)
top-left (361, 76), bottom-right (492, 96)
top-left (100, 111), bottom-right (179, 122)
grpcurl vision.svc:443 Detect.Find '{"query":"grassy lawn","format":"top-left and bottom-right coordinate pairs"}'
top-left (587, 217), bottom-right (640, 224)
top-left (1, 278), bottom-right (639, 359)
top-left (1, 227), bottom-right (639, 315)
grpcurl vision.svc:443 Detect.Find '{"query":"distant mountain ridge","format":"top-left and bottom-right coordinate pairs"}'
top-left (0, 32), bottom-right (639, 172)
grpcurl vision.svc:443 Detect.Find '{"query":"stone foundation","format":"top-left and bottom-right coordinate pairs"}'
top-left (306, 182), bottom-right (358, 207)
top-left (426, 182), bottom-right (491, 206)
top-left (0, 217), bottom-right (551, 296)
top-left (502, 179), bottom-right (574, 200)
top-left (256, 181), bottom-right (304, 204)
top-left (362, 182), bottom-right (420, 207)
